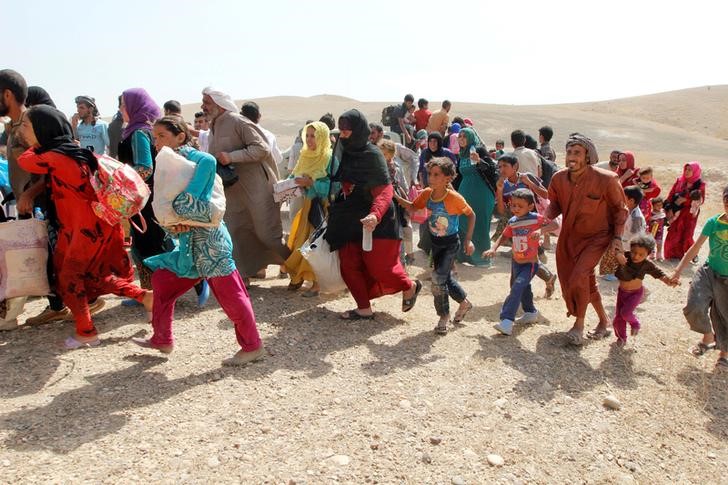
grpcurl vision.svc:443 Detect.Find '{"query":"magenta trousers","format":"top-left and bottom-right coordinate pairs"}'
top-left (150, 269), bottom-right (261, 351)
top-left (613, 286), bottom-right (644, 342)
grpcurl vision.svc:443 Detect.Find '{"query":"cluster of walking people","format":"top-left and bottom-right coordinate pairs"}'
top-left (1, 73), bottom-right (726, 370)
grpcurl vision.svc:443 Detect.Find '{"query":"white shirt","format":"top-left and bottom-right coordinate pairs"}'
top-left (198, 130), bottom-right (210, 153)
top-left (258, 124), bottom-right (282, 166)
top-left (513, 146), bottom-right (541, 178)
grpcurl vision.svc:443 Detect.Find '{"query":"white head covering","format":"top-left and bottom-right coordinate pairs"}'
top-left (202, 87), bottom-right (239, 113)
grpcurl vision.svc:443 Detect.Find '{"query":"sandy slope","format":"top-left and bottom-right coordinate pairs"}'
top-left (1, 88), bottom-right (727, 483)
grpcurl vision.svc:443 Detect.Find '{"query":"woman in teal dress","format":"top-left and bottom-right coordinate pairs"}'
top-left (456, 128), bottom-right (495, 266)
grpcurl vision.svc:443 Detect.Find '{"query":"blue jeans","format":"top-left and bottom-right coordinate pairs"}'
top-left (500, 260), bottom-right (538, 321)
top-left (431, 234), bottom-right (467, 316)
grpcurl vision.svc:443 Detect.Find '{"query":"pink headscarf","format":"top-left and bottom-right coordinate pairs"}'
top-left (617, 151), bottom-right (639, 186)
top-left (675, 161), bottom-right (702, 192)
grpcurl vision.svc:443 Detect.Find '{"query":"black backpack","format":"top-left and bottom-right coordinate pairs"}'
top-left (381, 104), bottom-right (400, 127)
top-left (539, 155), bottom-right (558, 188)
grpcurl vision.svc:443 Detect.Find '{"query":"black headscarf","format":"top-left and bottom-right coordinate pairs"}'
top-left (335, 109), bottom-right (389, 188)
top-left (25, 86), bottom-right (57, 108)
top-left (27, 105), bottom-right (98, 172)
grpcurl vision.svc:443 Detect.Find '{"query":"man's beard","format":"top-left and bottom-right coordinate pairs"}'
top-left (0, 98), bottom-right (8, 117)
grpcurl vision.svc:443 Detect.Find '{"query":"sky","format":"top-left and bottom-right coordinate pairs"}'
top-left (4, 0), bottom-right (727, 117)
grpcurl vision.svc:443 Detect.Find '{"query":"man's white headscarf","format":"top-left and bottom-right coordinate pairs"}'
top-left (202, 87), bottom-right (239, 113)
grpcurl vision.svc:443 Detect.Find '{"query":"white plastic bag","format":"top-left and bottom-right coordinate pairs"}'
top-left (299, 222), bottom-right (347, 294)
top-left (153, 146), bottom-right (226, 227)
top-left (0, 219), bottom-right (50, 300)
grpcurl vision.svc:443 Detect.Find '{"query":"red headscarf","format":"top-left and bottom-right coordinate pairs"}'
top-left (675, 161), bottom-right (702, 192)
top-left (617, 151), bottom-right (639, 187)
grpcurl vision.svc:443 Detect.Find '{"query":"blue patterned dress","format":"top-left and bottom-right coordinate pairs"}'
top-left (144, 147), bottom-right (235, 278)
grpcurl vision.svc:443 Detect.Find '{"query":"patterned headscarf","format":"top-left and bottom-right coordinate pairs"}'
top-left (292, 121), bottom-right (332, 180)
top-left (565, 132), bottom-right (598, 165)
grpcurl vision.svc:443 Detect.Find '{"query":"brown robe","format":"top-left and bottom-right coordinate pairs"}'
top-left (547, 166), bottom-right (627, 318)
top-left (208, 110), bottom-right (290, 277)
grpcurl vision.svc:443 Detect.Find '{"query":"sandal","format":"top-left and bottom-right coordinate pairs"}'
top-left (301, 289), bottom-right (319, 298)
top-left (288, 281), bottom-right (304, 291)
top-left (64, 335), bottom-right (101, 350)
top-left (340, 309), bottom-right (374, 320)
top-left (131, 337), bottom-right (173, 354)
top-left (402, 280), bottom-right (422, 313)
top-left (452, 300), bottom-right (473, 324)
top-left (690, 341), bottom-right (716, 356)
top-left (587, 327), bottom-right (612, 340)
top-left (565, 330), bottom-right (584, 346)
top-left (434, 323), bottom-right (448, 335)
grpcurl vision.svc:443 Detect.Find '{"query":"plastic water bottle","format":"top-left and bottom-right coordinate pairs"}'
top-left (362, 227), bottom-right (373, 252)
top-left (33, 207), bottom-right (45, 220)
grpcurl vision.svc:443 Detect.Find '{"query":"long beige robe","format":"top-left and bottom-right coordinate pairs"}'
top-left (208, 111), bottom-right (290, 277)
top-left (547, 166), bottom-right (627, 318)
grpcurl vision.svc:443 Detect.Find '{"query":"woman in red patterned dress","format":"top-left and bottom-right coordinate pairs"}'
top-left (17, 105), bottom-right (153, 349)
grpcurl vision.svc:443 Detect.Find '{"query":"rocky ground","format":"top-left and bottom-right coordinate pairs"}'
top-left (0, 236), bottom-right (726, 484)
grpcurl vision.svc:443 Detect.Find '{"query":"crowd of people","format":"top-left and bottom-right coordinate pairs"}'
top-left (1, 74), bottom-right (726, 370)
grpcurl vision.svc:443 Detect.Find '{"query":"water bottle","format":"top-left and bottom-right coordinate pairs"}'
top-left (362, 227), bottom-right (373, 252)
top-left (33, 207), bottom-right (45, 221)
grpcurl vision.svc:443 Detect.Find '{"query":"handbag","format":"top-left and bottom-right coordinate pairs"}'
top-left (216, 164), bottom-right (239, 188)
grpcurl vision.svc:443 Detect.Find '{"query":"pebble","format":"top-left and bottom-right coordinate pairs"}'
top-left (603, 395), bottom-right (622, 410)
top-left (451, 476), bottom-right (466, 485)
top-left (708, 452), bottom-right (717, 459)
top-left (370, 443), bottom-right (379, 450)
top-left (494, 398), bottom-right (508, 409)
top-left (463, 448), bottom-right (479, 461)
top-left (429, 436), bottom-right (443, 445)
top-left (328, 455), bottom-right (350, 466)
top-left (399, 399), bottom-right (412, 409)
top-left (206, 456), bottom-right (220, 468)
top-left (487, 454), bottom-right (505, 467)
top-left (420, 452), bottom-right (432, 464)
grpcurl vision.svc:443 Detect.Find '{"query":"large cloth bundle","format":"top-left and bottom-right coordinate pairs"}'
top-left (0, 219), bottom-right (50, 301)
top-left (299, 221), bottom-right (347, 294)
top-left (153, 147), bottom-right (226, 227)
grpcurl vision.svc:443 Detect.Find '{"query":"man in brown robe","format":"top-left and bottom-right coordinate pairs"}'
top-left (202, 87), bottom-right (290, 284)
top-left (546, 133), bottom-right (627, 345)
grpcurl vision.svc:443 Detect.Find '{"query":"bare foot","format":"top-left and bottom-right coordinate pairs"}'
top-left (630, 326), bottom-right (640, 337)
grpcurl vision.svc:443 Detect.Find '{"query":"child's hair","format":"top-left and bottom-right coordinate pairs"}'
top-left (689, 189), bottom-right (702, 200)
top-left (426, 157), bottom-right (457, 177)
top-left (723, 185), bottom-right (728, 200)
top-left (497, 153), bottom-right (519, 166)
top-left (623, 185), bottom-right (644, 205)
top-left (319, 112), bottom-right (336, 130)
top-left (638, 166), bottom-right (653, 176)
top-left (524, 134), bottom-right (538, 150)
top-left (154, 115), bottom-right (191, 145)
top-left (630, 234), bottom-right (656, 253)
top-left (417, 98), bottom-right (428, 109)
top-left (538, 125), bottom-right (554, 142)
top-left (377, 139), bottom-right (396, 155)
top-left (651, 196), bottom-right (664, 207)
top-left (510, 188), bottom-right (536, 207)
top-left (194, 111), bottom-right (205, 119)
top-left (495, 139), bottom-right (505, 146)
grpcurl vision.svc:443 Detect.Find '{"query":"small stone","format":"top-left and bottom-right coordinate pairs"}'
top-left (399, 399), bottom-right (412, 409)
top-left (420, 452), bottom-right (432, 464)
top-left (603, 395), bottom-right (622, 410)
top-left (494, 398), bottom-right (508, 409)
top-left (328, 455), bottom-right (350, 466)
top-left (429, 436), bottom-right (443, 445)
top-left (708, 452), bottom-right (717, 459)
top-left (261, 426), bottom-right (271, 434)
top-left (370, 443), bottom-right (379, 450)
top-left (487, 454), bottom-right (505, 467)
top-left (207, 456), bottom-right (220, 468)
top-left (624, 461), bottom-right (640, 472)
top-left (451, 476), bottom-right (466, 485)
top-left (463, 448), bottom-right (479, 461)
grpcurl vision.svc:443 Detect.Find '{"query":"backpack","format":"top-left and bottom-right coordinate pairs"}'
top-left (381, 104), bottom-right (400, 127)
top-left (90, 154), bottom-right (151, 232)
top-left (539, 155), bottom-right (558, 188)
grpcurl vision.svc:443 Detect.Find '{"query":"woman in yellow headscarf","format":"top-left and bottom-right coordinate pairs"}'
top-left (284, 121), bottom-right (335, 297)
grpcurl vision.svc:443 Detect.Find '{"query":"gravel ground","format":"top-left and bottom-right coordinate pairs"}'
top-left (0, 239), bottom-right (726, 484)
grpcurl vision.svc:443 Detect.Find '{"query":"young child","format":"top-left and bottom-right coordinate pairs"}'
top-left (613, 235), bottom-right (676, 346)
top-left (636, 167), bottom-right (661, 221)
top-left (495, 140), bottom-right (506, 158)
top-left (671, 185), bottom-right (728, 369)
top-left (484, 188), bottom-right (558, 336)
top-left (649, 196), bottom-right (667, 260)
top-left (395, 157), bottom-right (475, 334)
top-left (132, 116), bottom-right (264, 366)
top-left (620, 185), bottom-right (647, 252)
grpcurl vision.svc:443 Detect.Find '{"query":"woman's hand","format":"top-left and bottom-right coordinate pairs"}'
top-left (16, 191), bottom-right (35, 215)
top-left (294, 175), bottom-right (313, 188)
top-left (360, 213), bottom-right (379, 231)
top-left (469, 151), bottom-right (480, 163)
top-left (169, 224), bottom-right (191, 234)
